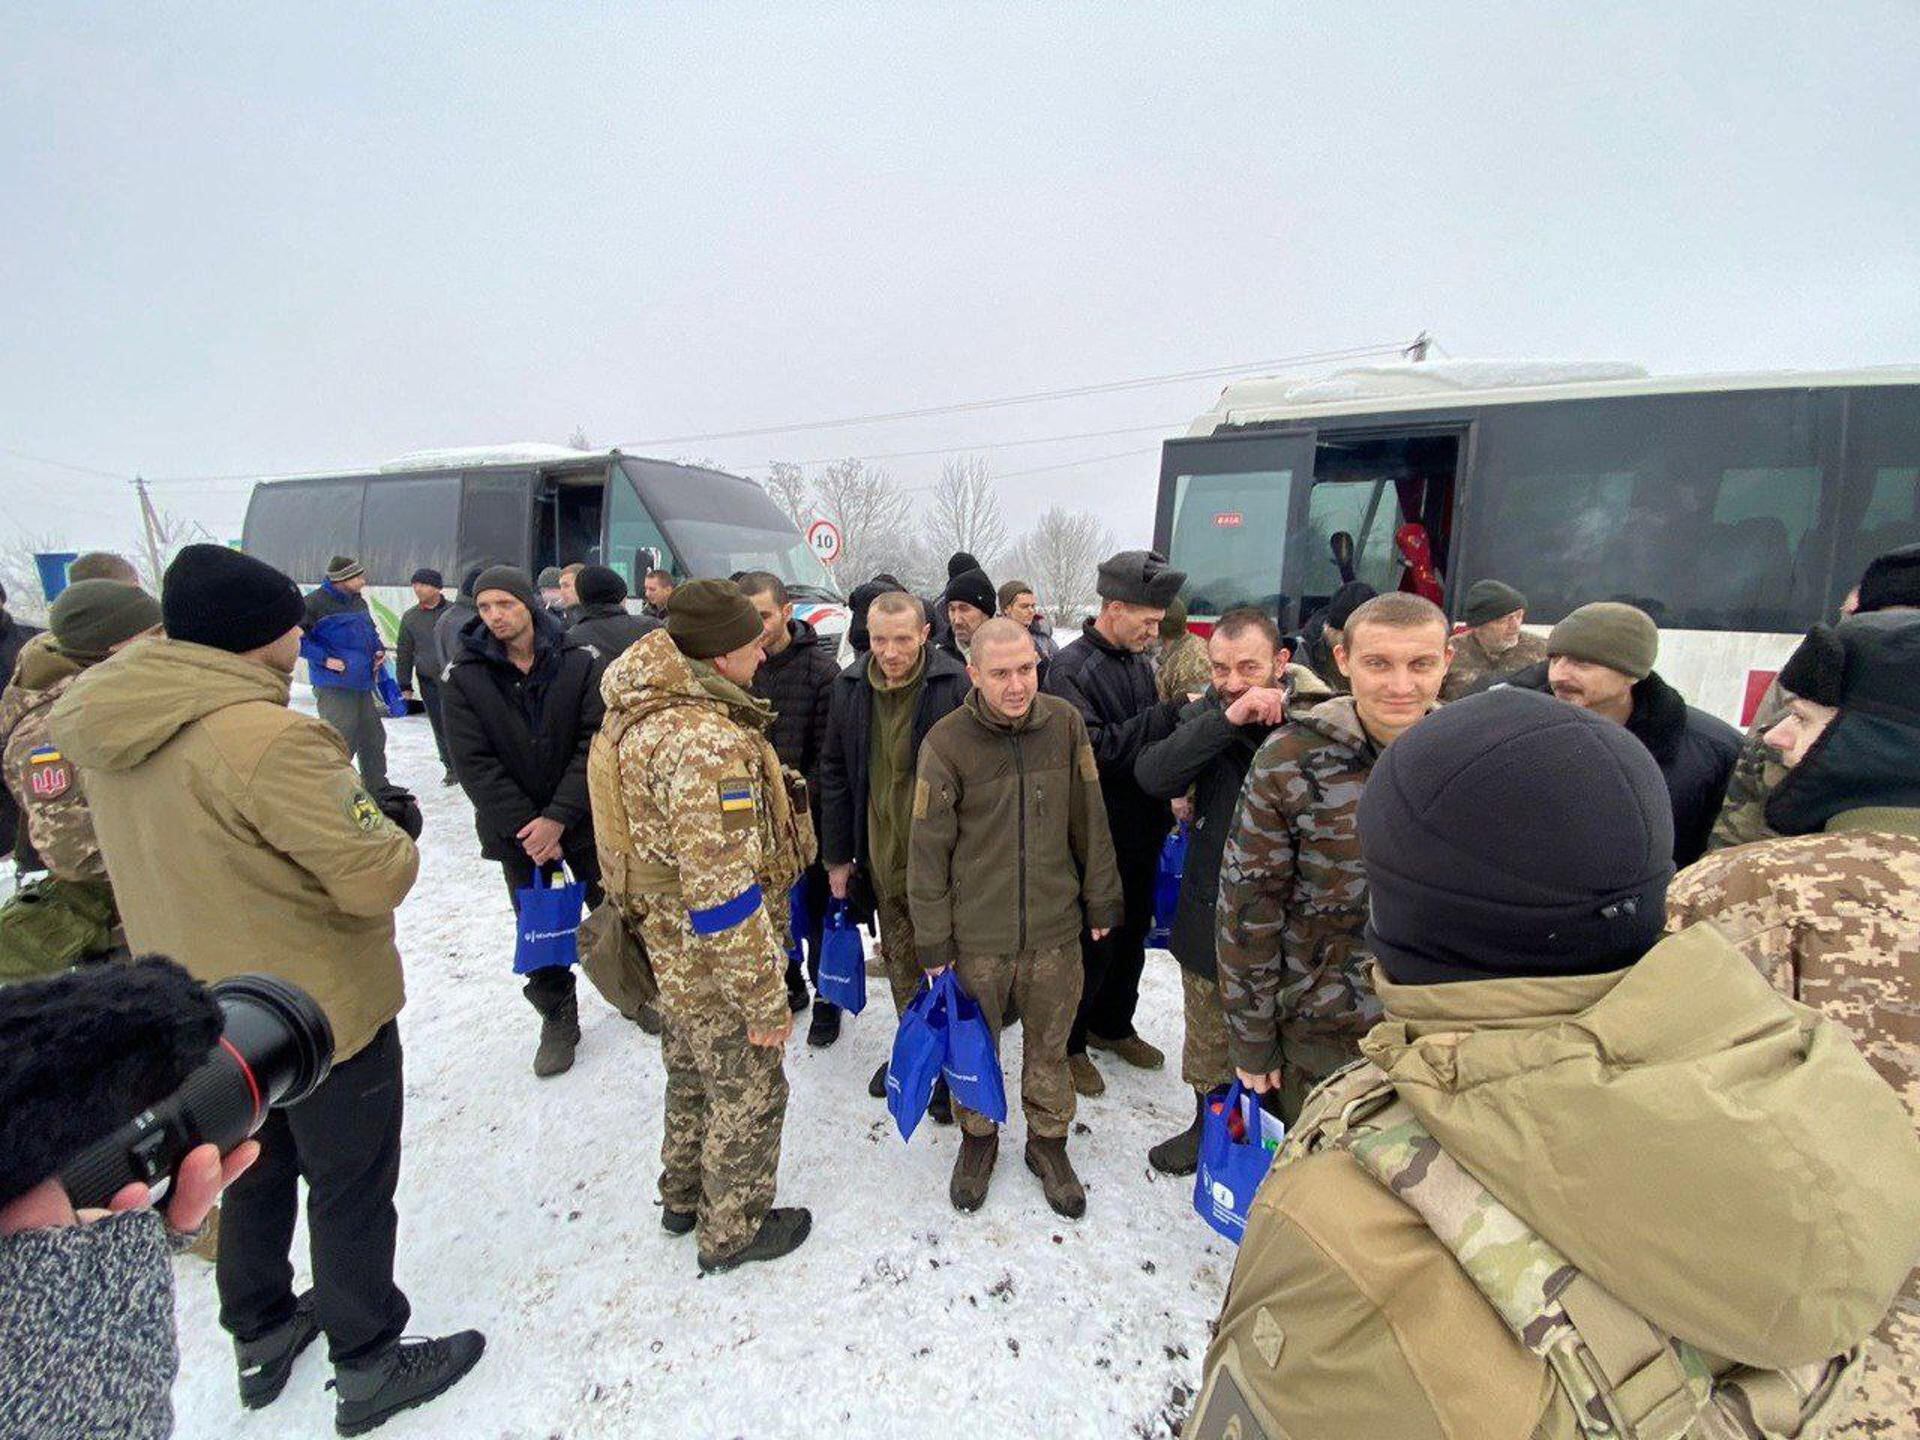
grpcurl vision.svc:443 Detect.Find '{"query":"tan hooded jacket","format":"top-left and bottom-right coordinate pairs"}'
top-left (50, 638), bottom-right (418, 1060)
top-left (1200, 923), bottom-right (1920, 1440)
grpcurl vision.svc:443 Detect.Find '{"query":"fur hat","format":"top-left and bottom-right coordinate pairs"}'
top-left (1857, 543), bottom-right (1920, 614)
top-left (1095, 550), bottom-right (1185, 608)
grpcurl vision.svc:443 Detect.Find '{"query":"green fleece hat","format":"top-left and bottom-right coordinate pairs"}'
top-left (1548, 602), bottom-right (1659, 680)
top-left (1463, 579), bottom-right (1527, 627)
top-left (666, 578), bottom-right (764, 659)
top-left (49, 578), bottom-right (162, 662)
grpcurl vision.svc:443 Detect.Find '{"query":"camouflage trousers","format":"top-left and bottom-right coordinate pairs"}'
top-left (1180, 969), bottom-right (1233, 1093)
top-left (951, 944), bottom-right (1082, 1141)
top-left (1833, 1283), bottom-right (1916, 1437)
top-left (658, 1004), bottom-right (789, 1263)
top-left (873, 888), bottom-right (923, 1017)
top-left (1276, 1024), bottom-right (1366, 1126)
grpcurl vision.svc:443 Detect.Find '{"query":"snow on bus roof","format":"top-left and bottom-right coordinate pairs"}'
top-left (378, 444), bottom-right (608, 473)
top-left (1194, 360), bottom-right (1920, 433)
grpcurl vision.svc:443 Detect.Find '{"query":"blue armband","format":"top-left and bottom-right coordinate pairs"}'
top-left (689, 883), bottom-right (764, 936)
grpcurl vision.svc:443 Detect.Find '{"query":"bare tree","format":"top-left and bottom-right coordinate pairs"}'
top-left (1008, 505), bottom-right (1112, 626)
top-left (762, 461), bottom-right (811, 532)
top-left (919, 455), bottom-right (1008, 574)
top-left (0, 530), bottom-right (66, 625)
top-left (565, 425), bottom-right (592, 450)
top-left (811, 457), bottom-right (917, 585)
top-left (129, 505), bottom-right (214, 594)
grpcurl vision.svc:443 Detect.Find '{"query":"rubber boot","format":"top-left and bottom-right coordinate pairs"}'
top-left (697, 1207), bottom-right (813, 1274)
top-left (532, 995), bottom-right (580, 1078)
top-left (1147, 1091), bottom-right (1208, 1177)
top-left (330, 1331), bottom-right (486, 1437)
top-left (949, 1130), bottom-right (998, 1212)
top-left (235, 1290), bottom-right (319, 1409)
top-left (1025, 1135), bottom-right (1087, 1219)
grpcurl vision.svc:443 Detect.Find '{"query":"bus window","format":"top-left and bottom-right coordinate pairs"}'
top-left (534, 478), bottom-right (605, 573)
top-left (1289, 480), bottom-right (1402, 600)
top-left (1166, 469), bottom-right (1293, 615)
top-left (459, 470), bottom-right (534, 579)
top-left (243, 478), bottom-right (366, 580)
top-left (1835, 390), bottom-right (1920, 599)
top-left (607, 465), bottom-right (675, 586)
top-left (624, 459), bottom-right (840, 599)
top-left (361, 473), bottom-right (460, 584)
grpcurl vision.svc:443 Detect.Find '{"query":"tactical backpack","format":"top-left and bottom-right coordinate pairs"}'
top-left (0, 876), bottom-right (117, 985)
top-left (1283, 1063), bottom-right (1861, 1440)
top-left (581, 707), bottom-right (661, 1019)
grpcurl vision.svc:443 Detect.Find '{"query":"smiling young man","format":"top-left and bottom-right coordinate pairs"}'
top-left (1214, 592), bottom-right (1450, 1123)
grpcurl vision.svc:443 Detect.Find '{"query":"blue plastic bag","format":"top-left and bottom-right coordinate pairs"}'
top-left (1193, 1081), bottom-right (1286, 1242)
top-left (376, 665), bottom-right (409, 719)
top-left (814, 900), bottom-right (867, 1014)
top-left (886, 976), bottom-right (951, 1141)
top-left (786, 881), bottom-right (813, 972)
top-left (1148, 822), bottom-right (1188, 947)
top-left (938, 971), bottom-right (1007, 1123)
top-left (512, 864), bottom-right (586, 974)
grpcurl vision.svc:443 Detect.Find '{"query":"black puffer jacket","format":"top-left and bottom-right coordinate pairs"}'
top-left (1134, 692), bottom-right (1284, 982)
top-left (1043, 622), bottom-right (1174, 860)
top-left (567, 602), bottom-right (659, 670)
top-left (749, 619), bottom-right (840, 796)
top-left (817, 647), bottom-right (970, 911)
top-left (1490, 661), bottom-right (1739, 867)
top-left (441, 610), bottom-right (604, 863)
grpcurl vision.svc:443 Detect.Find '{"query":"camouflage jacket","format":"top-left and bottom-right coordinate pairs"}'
top-left (1706, 677), bottom-right (1789, 852)
top-left (1668, 811), bottom-right (1920, 1435)
top-left (589, 632), bottom-right (811, 1032)
top-left (0, 652), bottom-right (102, 882)
top-left (1214, 695), bottom-right (1381, 1075)
top-left (1156, 633), bottom-right (1211, 703)
top-left (1437, 627), bottom-right (1547, 702)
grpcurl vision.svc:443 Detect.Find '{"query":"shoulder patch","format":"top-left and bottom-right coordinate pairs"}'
top-left (348, 790), bottom-right (384, 832)
top-left (25, 745), bottom-right (75, 799)
top-left (717, 776), bottom-right (757, 831)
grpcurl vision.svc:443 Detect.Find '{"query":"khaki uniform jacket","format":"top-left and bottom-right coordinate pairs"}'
top-left (50, 638), bottom-right (418, 1061)
top-left (908, 690), bottom-right (1124, 966)
top-left (1199, 925), bottom-right (1920, 1440)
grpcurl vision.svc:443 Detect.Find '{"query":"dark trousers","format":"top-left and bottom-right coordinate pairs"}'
top-left (503, 844), bottom-right (602, 1017)
top-left (785, 862), bottom-right (830, 1000)
top-left (417, 676), bottom-right (453, 771)
top-left (217, 1022), bottom-right (409, 1364)
top-left (1070, 839), bottom-right (1160, 1054)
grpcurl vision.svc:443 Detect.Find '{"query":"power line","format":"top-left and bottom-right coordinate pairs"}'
top-left (0, 446), bottom-right (132, 482)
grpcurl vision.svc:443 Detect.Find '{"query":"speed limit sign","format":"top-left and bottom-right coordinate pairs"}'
top-left (806, 518), bottom-right (843, 566)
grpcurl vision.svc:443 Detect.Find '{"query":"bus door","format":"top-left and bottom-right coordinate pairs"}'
top-left (1299, 427), bottom-right (1467, 614)
top-left (1156, 430), bottom-right (1317, 626)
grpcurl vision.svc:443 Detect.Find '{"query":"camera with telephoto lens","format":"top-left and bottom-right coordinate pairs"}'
top-left (59, 974), bottom-right (335, 1211)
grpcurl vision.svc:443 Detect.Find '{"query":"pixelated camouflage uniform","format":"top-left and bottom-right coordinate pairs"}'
top-left (1669, 811), bottom-right (1920, 1436)
top-left (1705, 678), bottom-right (1789, 852)
top-left (1437, 627), bottom-right (1548, 702)
top-left (1156, 632), bottom-right (1211, 704)
top-left (588, 631), bottom-right (812, 1262)
top-left (1214, 695), bottom-right (1391, 1122)
top-left (0, 663), bottom-right (102, 882)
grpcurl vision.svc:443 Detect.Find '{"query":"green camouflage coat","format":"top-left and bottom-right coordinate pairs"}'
top-left (1156, 632), bottom-right (1211, 703)
top-left (1705, 678), bottom-right (1789, 852)
top-left (1437, 627), bottom-right (1548, 702)
top-left (1214, 695), bottom-right (1382, 1102)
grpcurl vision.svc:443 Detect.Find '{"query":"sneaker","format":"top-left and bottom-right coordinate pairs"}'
top-left (1089, 1031), bottom-right (1165, 1070)
top-left (806, 1001), bottom-right (842, 1049)
top-left (948, 1130), bottom-right (998, 1212)
top-left (236, 1290), bottom-right (320, 1409)
top-left (1147, 1091), bottom-right (1208, 1177)
top-left (1024, 1136), bottom-right (1087, 1220)
top-left (661, 1206), bottom-right (696, 1237)
top-left (532, 996), bottom-right (580, 1078)
top-left (330, 1331), bottom-right (486, 1437)
top-left (868, 1061), bottom-right (889, 1099)
top-left (631, 1002), bottom-right (663, 1036)
top-left (1068, 1053), bottom-right (1106, 1098)
top-left (697, 1207), bottom-right (812, 1274)
top-left (928, 1076), bottom-right (954, 1126)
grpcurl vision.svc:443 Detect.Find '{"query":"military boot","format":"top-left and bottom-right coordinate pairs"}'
top-left (1089, 1031), bottom-right (1165, 1070)
top-left (532, 995), bottom-right (580, 1078)
top-left (949, 1130), bottom-right (998, 1212)
top-left (1068, 1053), bottom-right (1106, 1098)
top-left (1147, 1091), bottom-right (1208, 1177)
top-left (330, 1331), bottom-right (486, 1437)
top-left (1025, 1136), bottom-right (1087, 1219)
top-left (806, 1000), bottom-right (841, 1048)
top-left (235, 1290), bottom-right (319, 1409)
top-left (697, 1207), bottom-right (813, 1274)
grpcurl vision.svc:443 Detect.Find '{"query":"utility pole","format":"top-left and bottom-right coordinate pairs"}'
top-left (134, 476), bottom-right (166, 586)
top-left (1405, 330), bottom-right (1433, 362)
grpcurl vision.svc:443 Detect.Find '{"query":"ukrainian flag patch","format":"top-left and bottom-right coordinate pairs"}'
top-left (28, 745), bottom-right (61, 764)
top-left (717, 777), bottom-right (755, 831)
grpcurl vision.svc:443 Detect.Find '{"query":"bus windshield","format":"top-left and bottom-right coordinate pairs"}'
top-left (619, 460), bottom-right (841, 600)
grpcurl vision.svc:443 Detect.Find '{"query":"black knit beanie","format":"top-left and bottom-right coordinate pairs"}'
top-left (1463, 579), bottom-right (1527, 627)
top-left (1857, 543), bottom-right (1920, 613)
top-left (471, 565), bottom-right (540, 615)
top-left (1324, 581), bottom-right (1378, 631)
top-left (667, 578), bottom-right (764, 660)
top-left (0, 957), bottom-right (222, 1206)
top-left (162, 544), bottom-right (306, 654)
top-left (941, 567), bottom-right (996, 618)
top-left (947, 551), bottom-right (982, 581)
top-left (410, 567), bottom-right (444, 588)
top-left (574, 564), bottom-right (628, 606)
top-left (459, 563), bottom-right (487, 599)
top-left (1358, 688), bottom-right (1675, 985)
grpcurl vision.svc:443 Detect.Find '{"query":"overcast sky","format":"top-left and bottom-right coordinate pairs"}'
top-left (2, 2), bottom-right (1915, 557)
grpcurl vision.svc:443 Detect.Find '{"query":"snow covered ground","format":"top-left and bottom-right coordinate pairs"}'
top-left (168, 705), bottom-right (1231, 1439)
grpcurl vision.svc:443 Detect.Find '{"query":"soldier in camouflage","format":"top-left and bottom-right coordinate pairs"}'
top-left (1154, 597), bottom-right (1211, 703)
top-left (586, 581), bottom-right (815, 1273)
top-left (1670, 611), bottom-right (1920, 1436)
top-left (1214, 593), bottom-right (1450, 1123)
top-left (1436, 578), bottom-right (1547, 701)
top-left (0, 581), bottom-right (162, 974)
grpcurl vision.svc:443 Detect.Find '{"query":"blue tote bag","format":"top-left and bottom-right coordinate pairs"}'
top-left (1148, 823), bottom-right (1188, 947)
top-left (886, 977), bottom-right (951, 1141)
top-left (1193, 1081), bottom-right (1286, 1242)
top-left (814, 901), bottom-right (867, 1014)
top-left (376, 664), bottom-right (409, 719)
top-left (513, 864), bottom-right (587, 975)
top-left (937, 971), bottom-right (1007, 1123)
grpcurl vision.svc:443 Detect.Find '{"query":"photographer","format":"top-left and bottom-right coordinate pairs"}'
top-left (0, 959), bottom-right (259, 1440)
